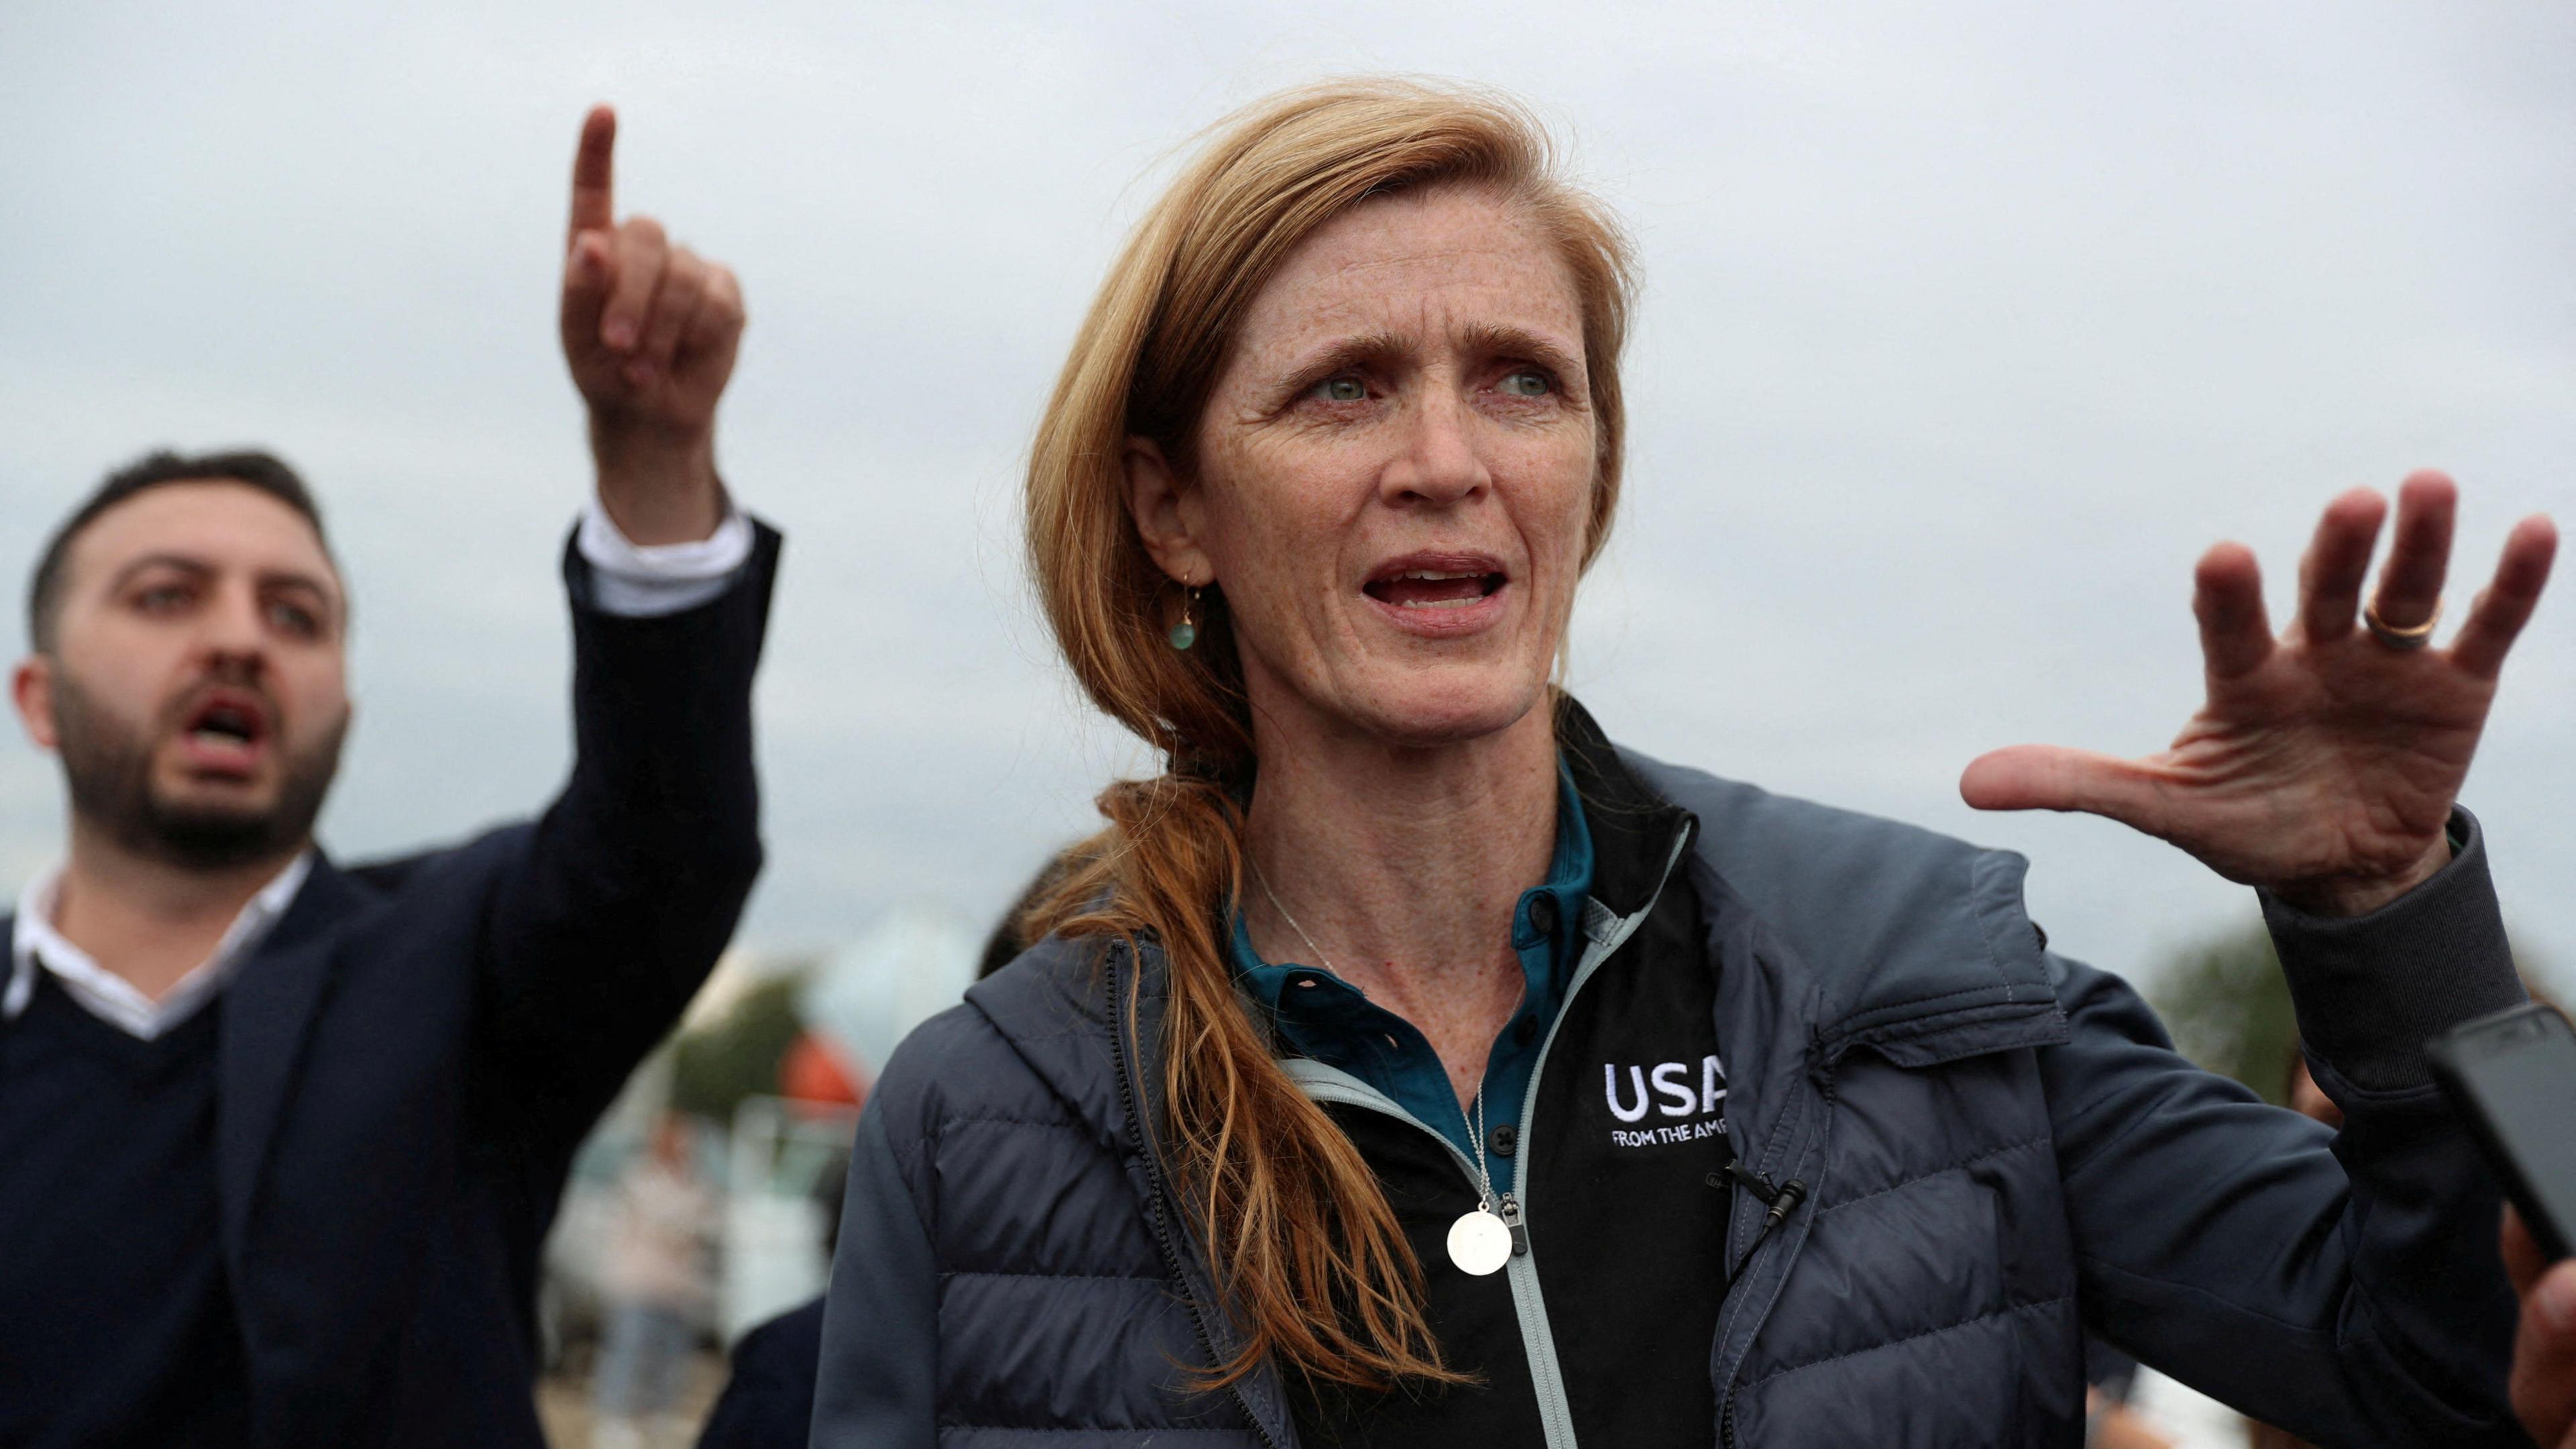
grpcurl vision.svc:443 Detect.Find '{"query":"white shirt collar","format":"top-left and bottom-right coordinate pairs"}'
top-left (4, 851), bottom-right (315, 1040)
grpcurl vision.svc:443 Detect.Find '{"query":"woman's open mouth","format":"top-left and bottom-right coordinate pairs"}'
top-left (1362, 553), bottom-right (1509, 635)
top-left (1363, 568), bottom-right (1507, 610)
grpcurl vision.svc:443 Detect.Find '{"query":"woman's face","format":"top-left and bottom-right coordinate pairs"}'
top-left (1138, 183), bottom-right (1597, 751)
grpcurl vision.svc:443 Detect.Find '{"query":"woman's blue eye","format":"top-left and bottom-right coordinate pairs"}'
top-left (1498, 370), bottom-right (1552, 398)
top-left (1314, 377), bottom-right (1367, 402)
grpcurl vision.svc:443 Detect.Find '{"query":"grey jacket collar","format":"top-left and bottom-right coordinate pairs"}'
top-left (965, 739), bottom-right (2076, 1224)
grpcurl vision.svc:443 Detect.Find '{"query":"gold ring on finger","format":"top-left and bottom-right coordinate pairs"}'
top-left (2363, 596), bottom-right (2442, 651)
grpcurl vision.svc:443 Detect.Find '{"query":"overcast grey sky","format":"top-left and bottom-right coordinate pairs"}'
top-left (3, 2), bottom-right (2569, 994)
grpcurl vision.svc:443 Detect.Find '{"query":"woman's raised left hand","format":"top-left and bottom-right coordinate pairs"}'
top-left (1962, 471), bottom-right (2557, 917)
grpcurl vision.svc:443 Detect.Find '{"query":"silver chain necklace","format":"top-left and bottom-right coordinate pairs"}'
top-left (1248, 855), bottom-right (1519, 1277)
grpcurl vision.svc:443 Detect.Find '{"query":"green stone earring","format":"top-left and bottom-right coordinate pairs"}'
top-left (1168, 586), bottom-right (1200, 651)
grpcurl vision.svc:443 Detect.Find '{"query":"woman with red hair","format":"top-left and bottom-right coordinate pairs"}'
top-left (815, 78), bottom-right (2556, 1448)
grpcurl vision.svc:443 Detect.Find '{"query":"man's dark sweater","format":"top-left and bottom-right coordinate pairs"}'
top-left (0, 975), bottom-right (251, 1446)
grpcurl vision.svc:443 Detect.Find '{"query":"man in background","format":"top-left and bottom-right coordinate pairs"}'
top-left (595, 1114), bottom-right (722, 1448)
top-left (0, 105), bottom-right (776, 1447)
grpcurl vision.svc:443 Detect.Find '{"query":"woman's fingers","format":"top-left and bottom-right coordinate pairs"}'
top-left (2367, 470), bottom-right (2457, 633)
top-left (1960, 745), bottom-right (2169, 835)
top-left (2194, 541), bottom-right (2273, 681)
top-left (2503, 1188), bottom-right (2576, 1447)
top-left (2508, 1208), bottom-right (2549, 1295)
top-left (2295, 488), bottom-right (2385, 644)
top-left (2510, 1259), bottom-right (2576, 1446)
top-left (600, 217), bottom-right (669, 356)
top-left (2452, 515), bottom-right (2561, 682)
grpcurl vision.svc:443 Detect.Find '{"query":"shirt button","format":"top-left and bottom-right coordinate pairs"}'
top-left (1489, 1123), bottom-right (1518, 1157)
top-left (1514, 1016), bottom-right (1538, 1046)
top-left (1527, 894), bottom-right (1560, 937)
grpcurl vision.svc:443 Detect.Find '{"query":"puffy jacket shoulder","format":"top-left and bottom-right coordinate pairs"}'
top-left (1617, 745), bottom-right (2067, 1061)
top-left (868, 936), bottom-right (1159, 1279)
top-left (819, 933), bottom-right (1265, 1448)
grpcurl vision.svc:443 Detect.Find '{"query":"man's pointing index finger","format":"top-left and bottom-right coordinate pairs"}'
top-left (568, 104), bottom-right (616, 244)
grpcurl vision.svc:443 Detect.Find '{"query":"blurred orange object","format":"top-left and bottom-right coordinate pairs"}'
top-left (778, 1031), bottom-right (867, 1110)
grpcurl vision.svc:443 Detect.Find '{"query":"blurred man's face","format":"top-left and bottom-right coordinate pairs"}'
top-left (13, 481), bottom-right (352, 870)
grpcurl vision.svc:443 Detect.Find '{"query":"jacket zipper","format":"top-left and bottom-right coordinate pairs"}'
top-left (1162, 814), bottom-right (1697, 1448)
top-left (1713, 1075), bottom-right (1831, 1448)
top-left (1107, 949), bottom-right (1284, 1449)
top-left (1496, 814), bottom-right (1702, 1449)
top-left (1715, 1170), bottom-right (1807, 1448)
top-left (1498, 1191), bottom-right (1529, 1257)
top-left (1279, 1065), bottom-right (1569, 1442)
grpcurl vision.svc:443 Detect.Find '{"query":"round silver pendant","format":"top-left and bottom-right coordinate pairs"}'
top-left (1446, 1208), bottom-right (1513, 1276)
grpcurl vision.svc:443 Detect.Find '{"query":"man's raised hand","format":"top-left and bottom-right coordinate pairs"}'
top-left (559, 104), bottom-right (743, 544)
top-left (1961, 472), bottom-right (2557, 916)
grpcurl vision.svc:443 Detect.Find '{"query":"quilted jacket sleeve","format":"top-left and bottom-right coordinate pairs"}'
top-left (812, 1095), bottom-right (939, 1449)
top-left (2041, 810), bottom-right (2526, 1447)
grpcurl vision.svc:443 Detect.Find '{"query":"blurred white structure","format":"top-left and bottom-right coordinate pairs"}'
top-left (718, 1095), bottom-right (856, 1343)
top-left (799, 904), bottom-right (982, 1079)
top-left (712, 906), bottom-right (981, 1341)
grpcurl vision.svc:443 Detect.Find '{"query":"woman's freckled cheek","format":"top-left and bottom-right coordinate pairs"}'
top-left (1212, 431), bottom-right (1360, 570)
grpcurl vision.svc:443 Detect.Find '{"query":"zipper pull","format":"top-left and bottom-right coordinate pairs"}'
top-left (1498, 1192), bottom-right (1529, 1257)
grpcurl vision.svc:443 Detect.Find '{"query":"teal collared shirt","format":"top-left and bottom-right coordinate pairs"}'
top-left (1231, 757), bottom-right (1595, 1191)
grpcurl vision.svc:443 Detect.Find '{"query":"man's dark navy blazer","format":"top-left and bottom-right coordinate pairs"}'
top-left (2, 526), bottom-right (778, 1447)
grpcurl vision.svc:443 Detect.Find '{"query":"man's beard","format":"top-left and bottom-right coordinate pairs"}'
top-left (51, 671), bottom-right (347, 872)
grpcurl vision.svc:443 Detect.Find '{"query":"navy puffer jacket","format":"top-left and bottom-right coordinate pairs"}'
top-left (814, 746), bottom-right (2526, 1447)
